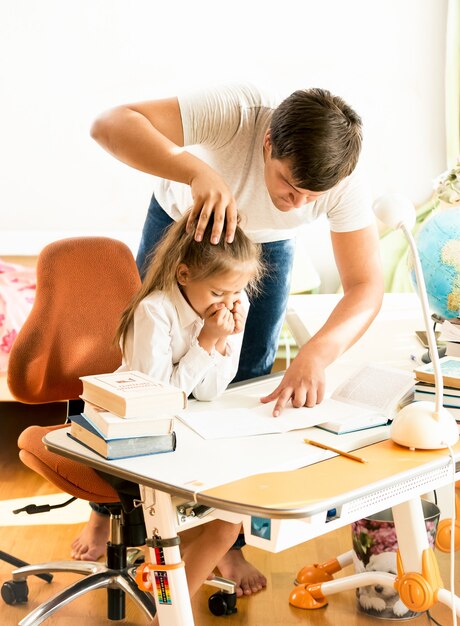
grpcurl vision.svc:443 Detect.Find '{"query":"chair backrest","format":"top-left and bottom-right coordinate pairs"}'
top-left (7, 237), bottom-right (141, 404)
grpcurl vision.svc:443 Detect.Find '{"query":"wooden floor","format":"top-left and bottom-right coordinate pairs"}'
top-left (1, 400), bottom-right (458, 625)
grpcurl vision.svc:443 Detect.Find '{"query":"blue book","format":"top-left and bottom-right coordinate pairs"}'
top-left (414, 389), bottom-right (460, 408)
top-left (68, 414), bottom-right (176, 460)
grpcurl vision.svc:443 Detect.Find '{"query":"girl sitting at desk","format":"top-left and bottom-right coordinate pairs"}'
top-left (71, 212), bottom-right (267, 599)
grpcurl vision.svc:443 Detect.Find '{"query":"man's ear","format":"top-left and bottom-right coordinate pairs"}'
top-left (263, 129), bottom-right (272, 154)
top-left (176, 263), bottom-right (190, 286)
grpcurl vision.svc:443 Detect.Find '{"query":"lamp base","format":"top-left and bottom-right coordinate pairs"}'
top-left (390, 401), bottom-right (459, 450)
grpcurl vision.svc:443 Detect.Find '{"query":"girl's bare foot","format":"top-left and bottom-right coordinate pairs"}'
top-left (216, 549), bottom-right (267, 597)
top-left (71, 510), bottom-right (110, 561)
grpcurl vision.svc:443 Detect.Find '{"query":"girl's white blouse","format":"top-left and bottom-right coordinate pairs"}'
top-left (117, 284), bottom-right (249, 401)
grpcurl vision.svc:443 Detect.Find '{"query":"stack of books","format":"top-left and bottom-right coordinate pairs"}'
top-left (413, 356), bottom-right (460, 422)
top-left (68, 371), bottom-right (187, 459)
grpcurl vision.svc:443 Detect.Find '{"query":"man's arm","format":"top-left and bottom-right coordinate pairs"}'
top-left (90, 98), bottom-right (237, 242)
top-left (260, 224), bottom-right (384, 415)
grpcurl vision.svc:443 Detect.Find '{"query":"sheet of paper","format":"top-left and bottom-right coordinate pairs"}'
top-left (178, 398), bottom-right (377, 439)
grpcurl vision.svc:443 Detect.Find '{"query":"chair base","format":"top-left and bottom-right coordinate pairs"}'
top-left (0, 550), bottom-right (53, 584)
top-left (4, 560), bottom-right (156, 625)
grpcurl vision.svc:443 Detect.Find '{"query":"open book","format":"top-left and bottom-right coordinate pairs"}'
top-left (179, 363), bottom-right (415, 439)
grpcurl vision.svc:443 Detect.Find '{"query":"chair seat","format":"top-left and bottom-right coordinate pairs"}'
top-left (18, 425), bottom-right (119, 503)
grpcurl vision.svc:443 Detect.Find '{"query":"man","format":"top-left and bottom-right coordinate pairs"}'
top-left (75, 85), bottom-right (383, 593)
top-left (90, 83), bottom-right (384, 416)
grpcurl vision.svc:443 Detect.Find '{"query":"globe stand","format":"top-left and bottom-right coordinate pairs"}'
top-left (421, 315), bottom-right (447, 364)
top-left (421, 345), bottom-right (446, 364)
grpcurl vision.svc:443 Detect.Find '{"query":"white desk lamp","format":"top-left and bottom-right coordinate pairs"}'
top-left (373, 194), bottom-right (459, 449)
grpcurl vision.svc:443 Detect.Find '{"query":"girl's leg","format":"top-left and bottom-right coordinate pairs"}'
top-left (149, 521), bottom-right (242, 626)
top-left (180, 526), bottom-right (266, 597)
top-left (179, 521), bottom-right (242, 597)
top-left (216, 547), bottom-right (267, 596)
top-left (233, 239), bottom-right (295, 382)
top-left (71, 502), bottom-right (111, 560)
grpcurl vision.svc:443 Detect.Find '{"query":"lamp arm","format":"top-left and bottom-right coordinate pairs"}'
top-left (401, 223), bottom-right (444, 415)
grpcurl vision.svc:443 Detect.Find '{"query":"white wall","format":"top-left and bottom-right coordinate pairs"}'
top-left (0, 0), bottom-right (448, 289)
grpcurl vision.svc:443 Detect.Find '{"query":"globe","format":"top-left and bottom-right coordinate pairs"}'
top-left (413, 206), bottom-right (460, 320)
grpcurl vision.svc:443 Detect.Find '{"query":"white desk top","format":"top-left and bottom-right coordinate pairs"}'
top-left (45, 404), bottom-right (459, 521)
top-left (45, 373), bottom-right (391, 503)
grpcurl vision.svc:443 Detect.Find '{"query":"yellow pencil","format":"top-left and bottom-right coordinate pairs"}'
top-left (304, 438), bottom-right (367, 463)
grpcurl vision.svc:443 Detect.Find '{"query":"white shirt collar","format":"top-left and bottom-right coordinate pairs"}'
top-left (170, 282), bottom-right (202, 330)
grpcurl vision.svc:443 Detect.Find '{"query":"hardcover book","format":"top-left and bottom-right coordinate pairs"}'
top-left (68, 413), bottom-right (177, 460)
top-left (446, 341), bottom-right (460, 358)
top-left (413, 382), bottom-right (460, 412)
top-left (414, 380), bottom-right (460, 395)
top-left (414, 356), bottom-right (460, 390)
top-left (439, 320), bottom-right (460, 357)
top-left (83, 401), bottom-right (174, 439)
top-left (79, 370), bottom-right (187, 418)
top-left (447, 406), bottom-right (460, 421)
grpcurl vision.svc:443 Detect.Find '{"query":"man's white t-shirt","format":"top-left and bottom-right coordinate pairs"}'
top-left (153, 83), bottom-right (374, 244)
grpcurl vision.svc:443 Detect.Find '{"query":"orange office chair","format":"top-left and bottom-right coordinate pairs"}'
top-left (1, 237), bottom-right (157, 623)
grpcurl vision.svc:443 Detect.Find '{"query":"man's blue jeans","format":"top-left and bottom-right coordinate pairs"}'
top-left (137, 194), bottom-right (295, 382)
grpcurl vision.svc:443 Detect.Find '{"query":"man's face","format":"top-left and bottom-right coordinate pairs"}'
top-left (263, 132), bottom-right (325, 211)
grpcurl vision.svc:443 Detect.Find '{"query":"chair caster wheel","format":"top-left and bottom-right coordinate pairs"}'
top-left (208, 591), bottom-right (237, 616)
top-left (2, 579), bottom-right (29, 605)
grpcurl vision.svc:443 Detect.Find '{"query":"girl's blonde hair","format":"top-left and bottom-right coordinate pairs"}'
top-left (116, 212), bottom-right (264, 351)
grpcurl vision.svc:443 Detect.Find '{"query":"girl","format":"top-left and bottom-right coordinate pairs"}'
top-left (72, 212), bottom-right (267, 600)
top-left (116, 211), bottom-right (263, 399)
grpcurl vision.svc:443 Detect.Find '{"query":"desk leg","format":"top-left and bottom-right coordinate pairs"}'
top-left (138, 485), bottom-right (195, 626)
top-left (391, 498), bottom-right (429, 573)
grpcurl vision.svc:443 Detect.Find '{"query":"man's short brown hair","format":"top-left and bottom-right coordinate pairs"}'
top-left (269, 88), bottom-right (362, 191)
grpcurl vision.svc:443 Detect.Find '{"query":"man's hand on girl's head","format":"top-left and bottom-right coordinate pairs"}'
top-left (187, 169), bottom-right (238, 244)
